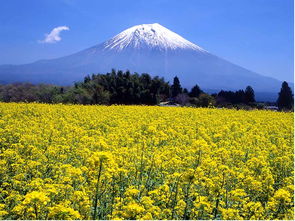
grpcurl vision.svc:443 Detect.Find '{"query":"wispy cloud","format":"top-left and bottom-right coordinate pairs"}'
top-left (40, 26), bottom-right (70, 43)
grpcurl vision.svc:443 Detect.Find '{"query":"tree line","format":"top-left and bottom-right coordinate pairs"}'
top-left (0, 69), bottom-right (293, 110)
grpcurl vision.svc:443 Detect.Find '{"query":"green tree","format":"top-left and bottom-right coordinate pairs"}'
top-left (245, 86), bottom-right (255, 103)
top-left (189, 84), bottom-right (203, 97)
top-left (171, 76), bottom-right (182, 98)
top-left (198, 93), bottom-right (215, 107)
top-left (277, 81), bottom-right (293, 110)
top-left (91, 84), bottom-right (110, 104)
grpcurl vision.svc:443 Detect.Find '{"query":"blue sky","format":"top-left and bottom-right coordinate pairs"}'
top-left (0, 0), bottom-right (293, 82)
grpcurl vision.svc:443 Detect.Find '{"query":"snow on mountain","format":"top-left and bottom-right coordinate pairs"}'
top-left (102, 23), bottom-right (206, 52)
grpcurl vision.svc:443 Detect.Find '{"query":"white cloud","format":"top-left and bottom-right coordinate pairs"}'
top-left (40, 26), bottom-right (70, 43)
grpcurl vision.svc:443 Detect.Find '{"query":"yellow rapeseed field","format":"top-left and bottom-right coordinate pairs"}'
top-left (0, 103), bottom-right (293, 220)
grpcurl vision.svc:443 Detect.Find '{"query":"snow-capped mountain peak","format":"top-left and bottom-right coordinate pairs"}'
top-left (103, 23), bottom-right (205, 52)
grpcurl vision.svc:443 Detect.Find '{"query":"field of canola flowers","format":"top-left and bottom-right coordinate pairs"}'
top-left (0, 103), bottom-right (293, 220)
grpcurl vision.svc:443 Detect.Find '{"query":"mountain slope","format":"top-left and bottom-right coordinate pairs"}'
top-left (0, 23), bottom-right (289, 99)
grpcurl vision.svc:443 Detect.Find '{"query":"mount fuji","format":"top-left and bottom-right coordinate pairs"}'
top-left (0, 23), bottom-right (288, 100)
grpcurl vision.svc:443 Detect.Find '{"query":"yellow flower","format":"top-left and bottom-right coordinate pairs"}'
top-left (48, 203), bottom-right (81, 220)
top-left (0, 103), bottom-right (293, 220)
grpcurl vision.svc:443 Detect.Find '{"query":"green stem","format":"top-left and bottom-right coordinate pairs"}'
top-left (92, 160), bottom-right (103, 220)
top-left (183, 181), bottom-right (193, 220)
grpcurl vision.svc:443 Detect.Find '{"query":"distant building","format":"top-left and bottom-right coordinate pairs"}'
top-left (265, 106), bottom-right (278, 111)
top-left (159, 101), bottom-right (180, 107)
